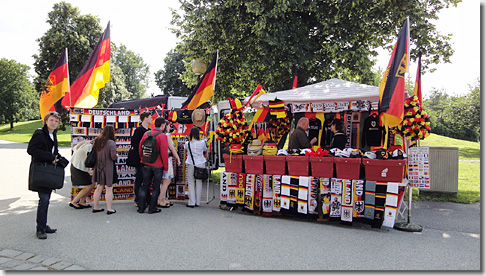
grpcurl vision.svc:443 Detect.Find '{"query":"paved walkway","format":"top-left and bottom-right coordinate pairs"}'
top-left (0, 248), bottom-right (85, 270)
top-left (0, 140), bottom-right (480, 271)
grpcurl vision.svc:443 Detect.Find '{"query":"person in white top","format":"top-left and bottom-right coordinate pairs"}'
top-left (184, 127), bottom-right (207, 207)
top-left (157, 123), bottom-right (181, 208)
top-left (69, 140), bottom-right (95, 209)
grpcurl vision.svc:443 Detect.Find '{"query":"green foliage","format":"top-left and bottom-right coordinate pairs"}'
top-left (170, 0), bottom-right (460, 100)
top-left (33, 1), bottom-right (102, 93)
top-left (0, 59), bottom-right (39, 128)
top-left (33, 2), bottom-right (151, 113)
top-left (154, 48), bottom-right (192, 96)
top-left (423, 80), bottom-right (480, 142)
top-left (112, 44), bottom-right (150, 99)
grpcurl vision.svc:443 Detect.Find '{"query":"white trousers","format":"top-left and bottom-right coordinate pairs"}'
top-left (186, 163), bottom-right (204, 206)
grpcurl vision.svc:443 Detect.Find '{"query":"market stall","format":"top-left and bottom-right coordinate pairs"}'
top-left (216, 79), bottom-right (411, 229)
top-left (69, 103), bottom-right (214, 203)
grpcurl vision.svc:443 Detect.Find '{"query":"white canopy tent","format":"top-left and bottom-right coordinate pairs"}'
top-left (244, 78), bottom-right (380, 110)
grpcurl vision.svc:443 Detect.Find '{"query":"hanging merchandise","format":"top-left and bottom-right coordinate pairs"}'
top-left (215, 98), bottom-right (251, 145)
top-left (393, 95), bottom-right (431, 141)
top-left (267, 116), bottom-right (291, 144)
top-left (361, 112), bottom-right (385, 147)
top-left (269, 98), bottom-right (286, 118)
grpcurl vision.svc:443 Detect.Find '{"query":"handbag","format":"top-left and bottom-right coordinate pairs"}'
top-left (57, 156), bottom-right (69, 168)
top-left (126, 146), bottom-right (140, 167)
top-left (84, 148), bottom-right (97, 168)
top-left (29, 162), bottom-right (64, 189)
top-left (188, 142), bottom-right (208, 180)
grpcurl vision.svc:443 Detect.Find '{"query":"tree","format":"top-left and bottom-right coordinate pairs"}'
top-left (33, 1), bottom-right (102, 93)
top-left (112, 44), bottom-right (150, 99)
top-left (154, 48), bottom-right (192, 96)
top-left (423, 81), bottom-right (480, 142)
top-left (33, 2), bottom-right (151, 116)
top-left (170, 0), bottom-right (460, 101)
top-left (0, 59), bottom-right (38, 129)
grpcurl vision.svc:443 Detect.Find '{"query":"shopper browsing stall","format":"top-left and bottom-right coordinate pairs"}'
top-left (288, 117), bottom-right (317, 150)
top-left (184, 127), bottom-right (208, 208)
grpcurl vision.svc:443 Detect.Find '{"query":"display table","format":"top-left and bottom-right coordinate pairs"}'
top-left (221, 154), bottom-right (407, 229)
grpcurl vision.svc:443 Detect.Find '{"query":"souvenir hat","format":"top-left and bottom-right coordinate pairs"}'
top-left (300, 149), bottom-right (312, 155)
top-left (392, 149), bottom-right (407, 159)
top-left (277, 149), bottom-right (288, 156)
top-left (350, 149), bottom-right (362, 158)
top-left (247, 139), bottom-right (263, 155)
top-left (191, 109), bottom-right (206, 127)
top-left (375, 149), bottom-right (390, 159)
top-left (363, 151), bottom-right (377, 159)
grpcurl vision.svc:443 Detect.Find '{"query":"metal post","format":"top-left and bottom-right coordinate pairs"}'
top-left (395, 139), bottom-right (423, 232)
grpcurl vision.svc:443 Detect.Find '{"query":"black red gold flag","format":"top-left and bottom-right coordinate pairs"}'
top-left (292, 67), bottom-right (298, 89)
top-left (181, 51), bottom-right (218, 109)
top-left (61, 21), bottom-right (111, 108)
top-left (379, 17), bottom-right (410, 128)
top-left (39, 48), bottom-right (69, 119)
top-left (413, 53), bottom-right (422, 105)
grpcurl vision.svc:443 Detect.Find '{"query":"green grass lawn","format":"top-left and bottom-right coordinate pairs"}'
top-left (1, 121), bottom-right (480, 203)
top-left (0, 120), bottom-right (71, 147)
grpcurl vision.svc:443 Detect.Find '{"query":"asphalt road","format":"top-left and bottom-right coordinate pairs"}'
top-left (0, 140), bottom-right (480, 271)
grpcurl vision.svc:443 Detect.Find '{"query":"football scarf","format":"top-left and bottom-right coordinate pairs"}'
top-left (330, 178), bottom-right (343, 218)
top-left (382, 182), bottom-right (399, 228)
top-left (281, 175), bottom-right (299, 214)
top-left (353, 180), bottom-right (365, 219)
top-left (227, 173), bottom-right (237, 204)
top-left (244, 174), bottom-right (255, 211)
top-left (364, 181), bottom-right (376, 221)
top-left (298, 176), bottom-right (310, 214)
top-left (373, 181), bottom-right (388, 228)
top-left (272, 175), bottom-right (282, 212)
top-left (308, 177), bottom-right (319, 215)
top-left (262, 175), bottom-right (273, 215)
top-left (220, 172), bottom-right (229, 203)
top-left (341, 179), bottom-right (353, 223)
top-left (280, 175), bottom-right (291, 210)
top-left (320, 178), bottom-right (331, 217)
top-left (254, 174), bottom-right (264, 215)
top-left (236, 173), bottom-right (246, 205)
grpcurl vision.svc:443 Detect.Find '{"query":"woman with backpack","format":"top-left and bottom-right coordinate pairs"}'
top-left (91, 125), bottom-right (118, 214)
top-left (184, 127), bottom-right (207, 208)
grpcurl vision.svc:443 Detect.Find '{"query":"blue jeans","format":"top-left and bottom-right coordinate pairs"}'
top-left (139, 166), bottom-right (163, 212)
top-left (36, 191), bottom-right (51, 232)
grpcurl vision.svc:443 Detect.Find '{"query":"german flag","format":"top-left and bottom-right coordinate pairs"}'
top-left (181, 52), bottom-right (218, 109)
top-left (39, 48), bottom-right (69, 119)
top-left (379, 17), bottom-right (410, 128)
top-left (413, 53), bottom-right (422, 105)
top-left (292, 66), bottom-right (298, 89)
top-left (61, 22), bottom-right (110, 109)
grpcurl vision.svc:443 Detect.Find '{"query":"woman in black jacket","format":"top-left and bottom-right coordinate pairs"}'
top-left (27, 112), bottom-right (63, 239)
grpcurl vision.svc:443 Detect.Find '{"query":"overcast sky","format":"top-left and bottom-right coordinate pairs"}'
top-left (0, 0), bottom-right (480, 98)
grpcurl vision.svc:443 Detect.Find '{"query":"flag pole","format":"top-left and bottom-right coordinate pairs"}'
top-left (66, 48), bottom-right (71, 111)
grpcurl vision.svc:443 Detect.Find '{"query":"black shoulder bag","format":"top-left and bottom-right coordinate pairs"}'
top-left (188, 142), bottom-right (208, 180)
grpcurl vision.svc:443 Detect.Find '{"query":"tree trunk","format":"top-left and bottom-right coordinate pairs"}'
top-left (10, 121), bottom-right (13, 129)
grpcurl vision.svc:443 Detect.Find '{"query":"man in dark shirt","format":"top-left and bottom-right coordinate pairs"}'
top-left (288, 117), bottom-right (317, 149)
top-left (130, 111), bottom-right (152, 207)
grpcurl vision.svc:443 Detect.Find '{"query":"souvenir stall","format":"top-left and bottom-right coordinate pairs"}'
top-left (216, 79), bottom-right (411, 229)
top-left (69, 102), bottom-right (213, 203)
